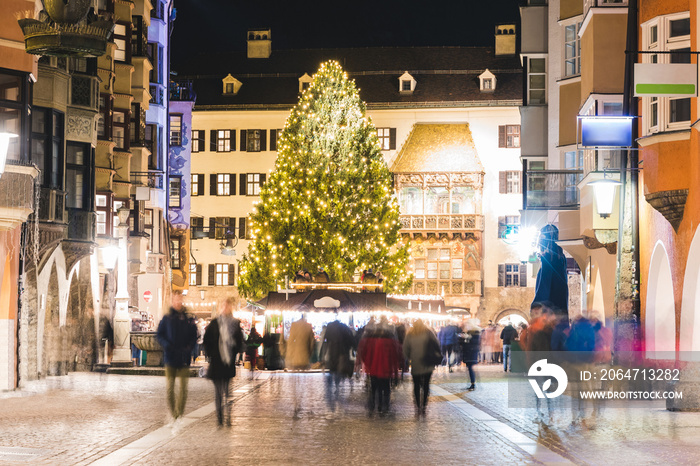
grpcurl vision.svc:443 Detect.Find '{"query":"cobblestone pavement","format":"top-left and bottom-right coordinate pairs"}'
top-left (1, 366), bottom-right (699, 465)
top-left (433, 364), bottom-right (700, 466)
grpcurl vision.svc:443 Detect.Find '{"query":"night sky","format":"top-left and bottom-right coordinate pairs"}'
top-left (170, 0), bottom-right (521, 71)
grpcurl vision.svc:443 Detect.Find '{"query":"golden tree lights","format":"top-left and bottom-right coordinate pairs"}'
top-left (237, 61), bottom-right (412, 299)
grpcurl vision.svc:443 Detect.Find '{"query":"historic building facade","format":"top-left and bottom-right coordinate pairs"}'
top-left (180, 29), bottom-right (534, 323)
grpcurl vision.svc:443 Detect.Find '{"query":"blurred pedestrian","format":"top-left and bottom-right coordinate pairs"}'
top-left (500, 321), bottom-right (518, 372)
top-left (320, 319), bottom-right (355, 397)
top-left (592, 317), bottom-right (612, 364)
top-left (286, 316), bottom-right (315, 370)
top-left (246, 326), bottom-right (263, 377)
top-left (438, 323), bottom-right (460, 372)
top-left (358, 317), bottom-right (400, 416)
top-left (403, 319), bottom-right (440, 416)
top-left (461, 322), bottom-right (481, 391)
top-left (156, 290), bottom-right (197, 429)
top-left (203, 298), bottom-right (244, 427)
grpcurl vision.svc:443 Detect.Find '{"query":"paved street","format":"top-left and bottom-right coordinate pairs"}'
top-left (1, 366), bottom-right (699, 465)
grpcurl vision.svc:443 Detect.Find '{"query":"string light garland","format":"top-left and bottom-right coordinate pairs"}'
top-left (237, 61), bottom-right (412, 299)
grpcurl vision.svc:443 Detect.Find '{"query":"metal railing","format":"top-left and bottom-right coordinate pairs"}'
top-left (583, 149), bottom-right (622, 178)
top-left (524, 170), bottom-right (583, 210)
top-left (170, 80), bottom-right (196, 101)
top-left (584, 0), bottom-right (628, 16)
top-left (399, 214), bottom-right (484, 231)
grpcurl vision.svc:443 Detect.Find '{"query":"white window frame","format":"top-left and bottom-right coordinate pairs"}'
top-left (527, 56), bottom-right (547, 105)
top-left (563, 21), bottom-right (582, 77)
top-left (505, 263), bottom-right (520, 287)
top-left (191, 174), bottom-right (199, 196)
top-left (217, 173), bottom-right (230, 196)
top-left (247, 173), bottom-right (261, 196)
top-left (506, 171), bottom-right (521, 194)
top-left (641, 12), bottom-right (692, 136)
top-left (217, 130), bottom-right (231, 152)
top-left (215, 263), bottom-right (229, 286)
top-left (377, 128), bottom-right (391, 150)
top-left (189, 263), bottom-right (197, 286)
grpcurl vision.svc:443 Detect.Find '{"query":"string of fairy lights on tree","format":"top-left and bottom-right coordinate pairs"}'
top-left (237, 60), bottom-right (412, 300)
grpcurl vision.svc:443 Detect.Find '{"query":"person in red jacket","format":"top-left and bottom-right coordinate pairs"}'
top-left (358, 317), bottom-right (401, 416)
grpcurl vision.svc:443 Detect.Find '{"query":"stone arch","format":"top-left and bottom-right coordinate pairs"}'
top-left (493, 308), bottom-right (529, 324)
top-left (680, 227), bottom-right (700, 359)
top-left (646, 241), bottom-right (676, 358)
top-left (43, 263), bottom-right (63, 376)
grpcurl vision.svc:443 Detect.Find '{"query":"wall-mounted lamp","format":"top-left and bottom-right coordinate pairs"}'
top-left (590, 176), bottom-right (621, 218)
top-left (101, 244), bottom-right (120, 270)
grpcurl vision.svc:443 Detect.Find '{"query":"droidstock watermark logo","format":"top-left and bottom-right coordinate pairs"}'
top-left (528, 359), bottom-right (568, 399)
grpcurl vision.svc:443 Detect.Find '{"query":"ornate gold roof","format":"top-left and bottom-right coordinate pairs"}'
top-left (391, 124), bottom-right (484, 173)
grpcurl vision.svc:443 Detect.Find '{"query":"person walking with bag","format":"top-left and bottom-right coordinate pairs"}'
top-left (203, 297), bottom-right (244, 427)
top-left (403, 319), bottom-right (441, 417)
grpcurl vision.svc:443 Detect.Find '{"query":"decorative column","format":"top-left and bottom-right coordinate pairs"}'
top-left (112, 207), bottom-right (132, 365)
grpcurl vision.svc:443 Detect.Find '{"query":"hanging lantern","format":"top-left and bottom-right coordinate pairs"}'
top-left (590, 178), bottom-right (621, 218)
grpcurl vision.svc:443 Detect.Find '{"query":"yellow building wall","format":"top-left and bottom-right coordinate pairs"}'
top-left (560, 0), bottom-right (583, 21)
top-left (558, 81), bottom-right (581, 146)
top-left (580, 14), bottom-right (627, 99)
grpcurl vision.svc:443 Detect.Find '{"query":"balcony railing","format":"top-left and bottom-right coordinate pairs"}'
top-left (584, 0), bottom-right (628, 17)
top-left (524, 170), bottom-right (583, 210)
top-left (170, 80), bottom-right (196, 102)
top-left (66, 209), bottom-right (96, 242)
top-left (149, 84), bottom-right (164, 105)
top-left (399, 214), bottom-right (484, 231)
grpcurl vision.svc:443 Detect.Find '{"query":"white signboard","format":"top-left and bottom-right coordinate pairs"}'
top-left (634, 63), bottom-right (697, 97)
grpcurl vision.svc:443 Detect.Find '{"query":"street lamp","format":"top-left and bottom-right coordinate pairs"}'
top-left (101, 243), bottom-right (119, 270)
top-left (0, 132), bottom-right (18, 179)
top-left (590, 177), bottom-right (621, 218)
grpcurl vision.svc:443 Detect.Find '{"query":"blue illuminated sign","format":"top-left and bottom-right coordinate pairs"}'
top-left (580, 117), bottom-right (633, 147)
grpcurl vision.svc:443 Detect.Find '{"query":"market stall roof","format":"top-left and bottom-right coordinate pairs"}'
top-left (259, 290), bottom-right (387, 312)
top-left (386, 296), bottom-right (468, 315)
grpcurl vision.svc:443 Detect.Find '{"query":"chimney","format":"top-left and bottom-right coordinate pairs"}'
top-left (495, 24), bottom-right (516, 56)
top-left (247, 29), bottom-right (272, 59)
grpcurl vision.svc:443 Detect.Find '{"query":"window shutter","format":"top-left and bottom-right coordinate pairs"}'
top-left (389, 128), bottom-right (397, 150)
top-left (517, 171), bottom-right (523, 194)
top-left (260, 130), bottom-right (267, 151)
top-left (519, 264), bottom-right (527, 287)
top-left (238, 217), bottom-right (246, 239)
top-left (270, 129), bottom-right (277, 151)
top-left (208, 264), bottom-right (215, 285)
top-left (198, 174), bottom-right (205, 194)
top-left (210, 130), bottom-right (217, 151)
top-left (230, 130), bottom-right (236, 151)
top-left (210, 174), bottom-right (217, 195)
top-left (498, 125), bottom-right (506, 148)
top-left (201, 131), bottom-right (206, 150)
top-left (196, 264), bottom-right (202, 286)
top-left (208, 218), bottom-right (216, 239)
top-left (240, 173), bottom-right (247, 195)
top-left (498, 264), bottom-right (505, 287)
top-left (229, 174), bottom-right (236, 196)
top-left (260, 173), bottom-right (266, 186)
top-left (498, 216), bottom-right (506, 238)
top-left (499, 172), bottom-right (507, 194)
top-left (240, 130), bottom-right (247, 151)
top-left (228, 264), bottom-right (236, 286)
top-left (228, 217), bottom-right (236, 235)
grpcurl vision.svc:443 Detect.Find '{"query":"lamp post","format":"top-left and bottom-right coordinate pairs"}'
top-left (112, 206), bottom-right (133, 365)
top-left (0, 132), bottom-right (18, 179)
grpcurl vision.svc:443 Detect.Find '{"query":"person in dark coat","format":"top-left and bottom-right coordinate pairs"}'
top-left (500, 322), bottom-right (519, 372)
top-left (203, 297), bottom-right (244, 427)
top-left (532, 225), bottom-right (569, 319)
top-left (460, 324), bottom-right (481, 391)
top-left (156, 290), bottom-right (198, 424)
top-left (320, 320), bottom-right (355, 396)
top-left (245, 327), bottom-right (263, 376)
top-left (438, 324), bottom-right (460, 372)
top-left (403, 319), bottom-right (440, 416)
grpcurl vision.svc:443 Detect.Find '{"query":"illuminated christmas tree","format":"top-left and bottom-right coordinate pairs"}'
top-left (237, 60), bottom-right (412, 299)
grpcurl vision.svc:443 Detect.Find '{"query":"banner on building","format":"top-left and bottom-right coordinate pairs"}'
top-left (580, 116), bottom-right (633, 147)
top-left (634, 63), bottom-right (697, 97)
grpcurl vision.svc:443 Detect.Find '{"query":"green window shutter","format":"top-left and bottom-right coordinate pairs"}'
top-left (240, 130), bottom-right (247, 151)
top-left (208, 264), bottom-right (215, 285)
top-left (229, 174), bottom-right (236, 196)
top-left (210, 130), bottom-right (217, 151)
top-left (498, 264), bottom-right (505, 287)
top-left (210, 174), bottom-right (217, 195)
top-left (240, 173), bottom-right (247, 195)
top-left (519, 264), bottom-right (527, 287)
top-left (228, 264), bottom-right (236, 286)
top-left (260, 130), bottom-right (267, 151)
top-left (238, 217), bottom-right (246, 239)
top-left (196, 264), bottom-right (202, 286)
top-left (270, 129), bottom-right (277, 151)
top-left (389, 128), bottom-right (396, 150)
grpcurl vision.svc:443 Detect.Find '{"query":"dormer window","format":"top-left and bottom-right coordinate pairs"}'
top-left (298, 73), bottom-right (313, 93)
top-left (399, 71), bottom-right (416, 94)
top-left (479, 69), bottom-right (496, 93)
top-left (222, 74), bottom-right (242, 95)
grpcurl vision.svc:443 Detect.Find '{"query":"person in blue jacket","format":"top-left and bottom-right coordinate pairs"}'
top-left (532, 224), bottom-right (569, 321)
top-left (157, 290), bottom-right (198, 425)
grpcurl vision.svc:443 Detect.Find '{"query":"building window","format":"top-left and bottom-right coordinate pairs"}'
top-left (98, 94), bottom-right (112, 140)
top-left (169, 176), bottom-right (181, 208)
top-left (215, 263), bottom-right (230, 286)
top-left (247, 173), bottom-right (261, 195)
top-left (169, 114), bottom-right (182, 146)
top-left (483, 79), bottom-right (492, 90)
top-left (376, 128), bottom-right (396, 150)
top-left (499, 171), bottom-right (522, 194)
top-left (31, 107), bottom-right (64, 188)
top-left (96, 193), bottom-right (111, 235)
top-left (113, 22), bottom-right (130, 63)
top-left (498, 263), bottom-right (526, 287)
top-left (414, 259), bottom-right (425, 279)
top-left (192, 130), bottom-right (204, 152)
top-left (145, 124), bottom-right (160, 170)
top-left (528, 58), bottom-right (546, 105)
top-left (113, 199), bottom-right (128, 237)
top-left (217, 130), bottom-right (231, 152)
top-left (498, 215), bottom-right (520, 238)
top-left (506, 264), bottom-right (519, 286)
top-left (113, 108), bottom-right (128, 150)
top-left (247, 129), bottom-right (262, 152)
top-left (564, 22), bottom-right (581, 77)
top-left (191, 217), bottom-right (204, 236)
top-left (144, 208), bottom-right (154, 251)
top-left (213, 217), bottom-right (230, 240)
top-left (401, 80), bottom-right (411, 91)
top-left (171, 237), bottom-right (181, 269)
top-left (217, 173), bottom-right (230, 195)
top-left (189, 263), bottom-right (202, 286)
top-left (191, 174), bottom-right (201, 196)
top-left (66, 142), bottom-right (90, 209)
top-left (498, 125), bottom-right (520, 148)
top-left (452, 259), bottom-right (463, 279)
